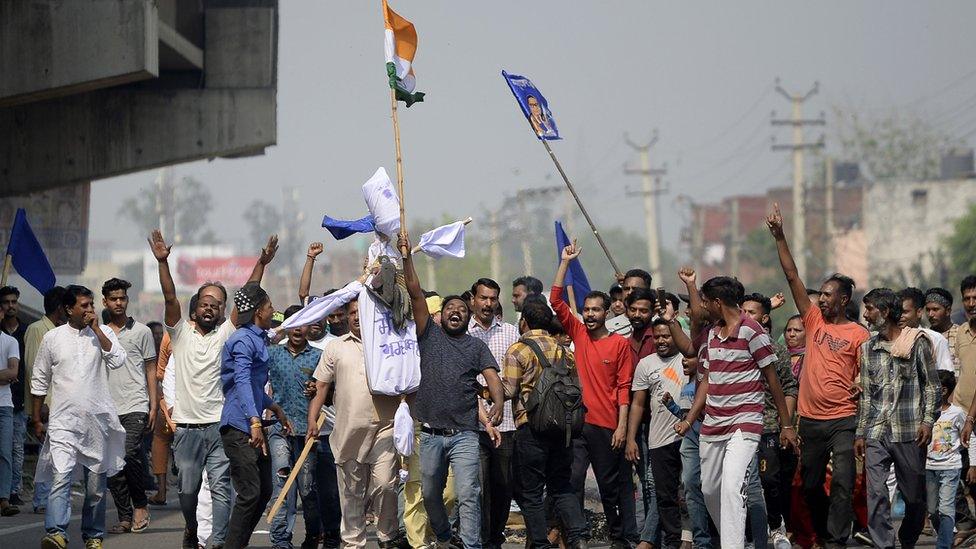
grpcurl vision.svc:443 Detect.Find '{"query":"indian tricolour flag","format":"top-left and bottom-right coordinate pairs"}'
top-left (383, 0), bottom-right (424, 107)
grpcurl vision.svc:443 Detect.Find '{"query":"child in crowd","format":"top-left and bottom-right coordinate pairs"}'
top-left (927, 370), bottom-right (968, 549)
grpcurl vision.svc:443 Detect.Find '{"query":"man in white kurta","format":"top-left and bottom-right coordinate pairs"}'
top-left (30, 285), bottom-right (127, 549)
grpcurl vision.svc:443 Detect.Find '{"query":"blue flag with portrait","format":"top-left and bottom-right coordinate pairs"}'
top-left (554, 221), bottom-right (590, 311)
top-left (502, 70), bottom-right (560, 140)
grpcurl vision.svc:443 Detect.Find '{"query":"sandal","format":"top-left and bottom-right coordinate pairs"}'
top-left (147, 494), bottom-right (167, 506)
top-left (108, 521), bottom-right (131, 534)
top-left (131, 512), bottom-right (151, 533)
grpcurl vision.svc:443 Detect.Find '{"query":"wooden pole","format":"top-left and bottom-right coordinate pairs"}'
top-left (391, 88), bottom-right (407, 236)
top-left (266, 412), bottom-right (327, 523)
top-left (566, 285), bottom-right (578, 316)
top-left (539, 138), bottom-right (621, 275)
top-left (1, 254), bottom-right (11, 286)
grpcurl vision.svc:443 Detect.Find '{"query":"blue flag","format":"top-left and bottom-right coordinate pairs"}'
top-left (554, 221), bottom-right (590, 311)
top-left (5, 208), bottom-right (55, 294)
top-left (321, 215), bottom-right (375, 240)
top-left (502, 70), bottom-right (561, 140)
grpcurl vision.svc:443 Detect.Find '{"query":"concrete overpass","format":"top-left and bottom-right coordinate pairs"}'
top-left (0, 0), bottom-right (279, 197)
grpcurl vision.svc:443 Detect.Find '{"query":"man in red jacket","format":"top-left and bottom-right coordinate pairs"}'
top-left (551, 239), bottom-right (637, 548)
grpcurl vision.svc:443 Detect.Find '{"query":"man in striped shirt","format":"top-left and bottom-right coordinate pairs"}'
top-left (679, 276), bottom-right (797, 547)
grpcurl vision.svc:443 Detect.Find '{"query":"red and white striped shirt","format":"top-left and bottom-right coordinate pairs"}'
top-left (700, 315), bottom-right (777, 441)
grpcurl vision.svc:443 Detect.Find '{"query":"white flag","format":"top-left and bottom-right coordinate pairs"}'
top-left (275, 280), bottom-right (364, 332)
top-left (416, 221), bottom-right (466, 259)
top-left (362, 167), bottom-right (400, 240)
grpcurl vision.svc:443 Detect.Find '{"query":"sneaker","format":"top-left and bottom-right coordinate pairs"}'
top-left (41, 533), bottom-right (68, 549)
top-left (84, 539), bottom-right (104, 549)
top-left (321, 530), bottom-right (341, 549)
top-left (771, 525), bottom-right (792, 549)
top-left (8, 494), bottom-right (23, 506)
top-left (853, 530), bottom-right (874, 546)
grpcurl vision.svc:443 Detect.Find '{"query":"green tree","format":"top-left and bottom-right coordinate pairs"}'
top-left (947, 202), bottom-right (976, 281)
top-left (119, 175), bottom-right (217, 244)
top-left (832, 107), bottom-right (954, 181)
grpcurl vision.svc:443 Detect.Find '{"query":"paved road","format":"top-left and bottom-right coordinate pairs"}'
top-left (0, 489), bottom-right (945, 547)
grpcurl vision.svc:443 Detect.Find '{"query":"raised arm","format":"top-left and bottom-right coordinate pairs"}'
top-left (399, 230), bottom-right (430, 337)
top-left (550, 240), bottom-right (586, 337)
top-left (231, 235), bottom-right (279, 326)
top-left (766, 204), bottom-right (811, 316)
top-left (299, 242), bottom-right (324, 304)
top-left (678, 267), bottom-right (707, 340)
top-left (149, 230), bottom-right (181, 327)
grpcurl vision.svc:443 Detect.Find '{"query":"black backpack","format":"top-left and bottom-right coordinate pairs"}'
top-left (520, 338), bottom-right (585, 447)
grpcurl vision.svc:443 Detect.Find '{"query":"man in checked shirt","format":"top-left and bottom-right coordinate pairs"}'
top-left (468, 277), bottom-right (520, 549)
top-left (854, 288), bottom-right (940, 549)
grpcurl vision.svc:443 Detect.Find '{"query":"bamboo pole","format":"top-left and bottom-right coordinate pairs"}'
top-left (539, 138), bottom-right (621, 275)
top-left (390, 88), bottom-right (407, 237)
top-left (1, 254), bottom-right (10, 286)
top-left (266, 411), bottom-right (328, 523)
top-left (566, 285), bottom-right (579, 316)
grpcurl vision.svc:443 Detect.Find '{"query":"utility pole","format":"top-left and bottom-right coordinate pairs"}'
top-left (729, 197), bottom-right (741, 277)
top-left (624, 130), bottom-right (668, 283)
top-left (489, 210), bottom-right (501, 283)
top-left (824, 156), bottom-right (835, 271)
top-left (772, 79), bottom-right (825, 283)
top-left (425, 257), bottom-right (437, 291)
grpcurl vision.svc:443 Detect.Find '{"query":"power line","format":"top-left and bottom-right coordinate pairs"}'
top-left (680, 119), bottom-right (769, 180)
top-left (681, 87), bottom-right (774, 152)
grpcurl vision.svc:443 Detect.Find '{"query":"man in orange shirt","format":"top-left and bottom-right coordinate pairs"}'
top-left (767, 205), bottom-right (869, 549)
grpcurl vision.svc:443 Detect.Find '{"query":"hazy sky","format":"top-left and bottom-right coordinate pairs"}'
top-left (92, 0), bottom-right (976, 256)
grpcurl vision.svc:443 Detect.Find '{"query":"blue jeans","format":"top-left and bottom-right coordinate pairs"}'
top-left (173, 424), bottom-right (232, 544)
top-left (745, 453), bottom-right (768, 548)
top-left (679, 425), bottom-right (712, 549)
top-left (420, 430), bottom-right (482, 549)
top-left (269, 425), bottom-right (321, 547)
top-left (46, 466), bottom-right (106, 541)
top-left (11, 409), bottom-right (26, 497)
top-left (639, 454), bottom-right (660, 545)
top-left (314, 434), bottom-right (341, 536)
top-left (927, 468), bottom-right (960, 549)
top-left (0, 407), bottom-right (12, 500)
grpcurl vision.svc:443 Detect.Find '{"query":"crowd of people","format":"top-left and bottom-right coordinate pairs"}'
top-left (0, 202), bottom-right (974, 549)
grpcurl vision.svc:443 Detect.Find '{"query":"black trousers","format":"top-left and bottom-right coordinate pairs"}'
top-left (799, 416), bottom-right (856, 548)
top-left (649, 439), bottom-right (683, 547)
top-left (571, 423), bottom-right (638, 542)
top-left (479, 430), bottom-right (515, 547)
top-left (514, 425), bottom-right (586, 547)
top-left (108, 412), bottom-right (150, 522)
top-left (956, 445), bottom-right (976, 528)
top-left (221, 426), bottom-right (273, 549)
top-left (759, 431), bottom-right (798, 531)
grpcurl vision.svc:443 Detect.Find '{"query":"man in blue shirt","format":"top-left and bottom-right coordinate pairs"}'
top-left (220, 283), bottom-right (293, 549)
top-left (267, 304), bottom-right (327, 549)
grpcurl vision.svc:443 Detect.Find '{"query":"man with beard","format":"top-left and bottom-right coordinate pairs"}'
top-left (622, 288), bottom-right (658, 542)
top-left (101, 278), bottom-right (157, 534)
top-left (953, 277), bottom-right (976, 521)
top-left (551, 239), bottom-right (637, 548)
top-left (606, 269), bottom-right (653, 337)
top-left (926, 288), bottom-right (959, 374)
top-left (767, 205), bottom-right (869, 549)
top-left (468, 278), bottom-right (520, 548)
top-left (855, 288), bottom-right (939, 549)
top-left (308, 299), bottom-right (401, 548)
top-left (0, 286), bottom-right (26, 511)
top-left (401, 231), bottom-right (505, 549)
top-left (626, 319), bottom-right (685, 549)
top-left (33, 285), bottom-right (128, 549)
top-left (899, 287), bottom-right (954, 373)
top-left (150, 230), bottom-right (278, 549)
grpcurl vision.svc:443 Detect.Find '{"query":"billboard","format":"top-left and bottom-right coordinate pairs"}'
top-left (143, 246), bottom-right (256, 294)
top-left (0, 183), bottom-right (90, 274)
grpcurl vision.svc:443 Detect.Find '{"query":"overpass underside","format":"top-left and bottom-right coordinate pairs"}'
top-left (0, 0), bottom-right (279, 197)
